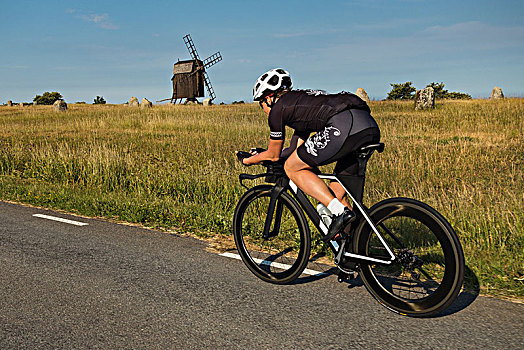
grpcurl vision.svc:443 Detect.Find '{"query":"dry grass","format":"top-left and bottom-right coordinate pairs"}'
top-left (0, 99), bottom-right (522, 297)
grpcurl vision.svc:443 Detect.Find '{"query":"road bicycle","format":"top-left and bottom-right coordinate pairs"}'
top-left (233, 143), bottom-right (465, 317)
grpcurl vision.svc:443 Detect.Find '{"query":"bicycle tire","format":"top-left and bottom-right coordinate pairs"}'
top-left (233, 185), bottom-right (311, 284)
top-left (355, 197), bottom-right (465, 317)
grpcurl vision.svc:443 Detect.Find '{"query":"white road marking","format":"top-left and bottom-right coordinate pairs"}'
top-left (220, 252), bottom-right (330, 277)
top-left (32, 214), bottom-right (88, 226)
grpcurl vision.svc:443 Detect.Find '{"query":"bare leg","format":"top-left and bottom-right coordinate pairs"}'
top-left (284, 152), bottom-right (336, 207)
top-left (329, 182), bottom-right (352, 208)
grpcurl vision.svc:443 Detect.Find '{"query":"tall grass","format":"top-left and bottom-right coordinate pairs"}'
top-left (0, 100), bottom-right (522, 297)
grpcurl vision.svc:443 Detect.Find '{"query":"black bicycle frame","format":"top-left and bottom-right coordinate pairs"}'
top-left (239, 143), bottom-right (396, 266)
top-left (287, 174), bottom-right (396, 265)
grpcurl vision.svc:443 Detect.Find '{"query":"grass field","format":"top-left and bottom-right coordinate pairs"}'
top-left (0, 99), bottom-right (522, 298)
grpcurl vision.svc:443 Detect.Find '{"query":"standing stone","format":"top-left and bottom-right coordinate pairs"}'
top-left (414, 87), bottom-right (435, 110)
top-left (203, 98), bottom-right (212, 106)
top-left (490, 86), bottom-right (504, 99)
top-left (129, 96), bottom-right (139, 107)
top-left (140, 98), bottom-right (152, 108)
top-left (355, 88), bottom-right (370, 103)
top-left (53, 100), bottom-right (68, 112)
top-left (7, 100), bottom-right (12, 107)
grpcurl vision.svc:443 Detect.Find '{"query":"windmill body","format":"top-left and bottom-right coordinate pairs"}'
top-left (170, 34), bottom-right (222, 104)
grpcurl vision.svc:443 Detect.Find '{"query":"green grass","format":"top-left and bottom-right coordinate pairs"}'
top-left (1, 100), bottom-right (522, 298)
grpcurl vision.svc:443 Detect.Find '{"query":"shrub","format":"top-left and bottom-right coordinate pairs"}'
top-left (33, 92), bottom-right (63, 105)
top-left (93, 96), bottom-right (106, 104)
top-left (446, 91), bottom-right (472, 100)
top-left (386, 82), bottom-right (416, 100)
top-left (426, 82), bottom-right (472, 100)
top-left (426, 82), bottom-right (448, 99)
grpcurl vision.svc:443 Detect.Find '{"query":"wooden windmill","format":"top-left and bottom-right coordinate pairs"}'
top-left (169, 34), bottom-right (222, 104)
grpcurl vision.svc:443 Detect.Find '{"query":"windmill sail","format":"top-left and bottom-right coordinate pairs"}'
top-left (202, 71), bottom-right (216, 101)
top-left (204, 52), bottom-right (222, 69)
top-left (183, 34), bottom-right (200, 61)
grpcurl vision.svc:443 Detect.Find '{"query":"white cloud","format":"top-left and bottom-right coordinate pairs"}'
top-left (318, 21), bottom-right (524, 66)
top-left (425, 21), bottom-right (524, 51)
top-left (273, 32), bottom-right (307, 38)
top-left (67, 9), bottom-right (119, 30)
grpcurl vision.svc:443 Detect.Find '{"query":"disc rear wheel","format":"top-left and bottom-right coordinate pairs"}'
top-left (356, 198), bottom-right (465, 316)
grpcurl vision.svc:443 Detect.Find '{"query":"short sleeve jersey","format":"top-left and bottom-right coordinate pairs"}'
top-left (268, 90), bottom-right (371, 140)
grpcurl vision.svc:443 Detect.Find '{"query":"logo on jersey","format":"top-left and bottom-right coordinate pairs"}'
top-left (303, 89), bottom-right (328, 96)
top-left (304, 127), bottom-right (341, 157)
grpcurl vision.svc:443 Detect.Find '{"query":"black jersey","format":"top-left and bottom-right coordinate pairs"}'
top-left (268, 90), bottom-right (371, 140)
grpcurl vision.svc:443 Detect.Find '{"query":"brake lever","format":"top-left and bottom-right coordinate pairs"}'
top-left (250, 147), bottom-right (267, 154)
top-left (236, 151), bottom-right (252, 164)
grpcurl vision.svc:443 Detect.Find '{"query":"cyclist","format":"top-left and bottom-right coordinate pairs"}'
top-left (238, 68), bottom-right (380, 242)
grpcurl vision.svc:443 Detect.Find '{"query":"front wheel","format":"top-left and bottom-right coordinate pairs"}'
top-left (233, 185), bottom-right (311, 284)
top-left (355, 198), bottom-right (465, 317)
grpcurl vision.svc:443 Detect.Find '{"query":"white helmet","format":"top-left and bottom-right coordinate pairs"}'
top-left (253, 68), bottom-right (293, 101)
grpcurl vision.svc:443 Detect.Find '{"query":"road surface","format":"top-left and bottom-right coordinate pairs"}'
top-left (0, 201), bottom-right (522, 349)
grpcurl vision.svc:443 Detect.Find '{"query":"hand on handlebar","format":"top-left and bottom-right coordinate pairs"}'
top-left (235, 150), bottom-right (256, 166)
top-left (236, 148), bottom-right (267, 166)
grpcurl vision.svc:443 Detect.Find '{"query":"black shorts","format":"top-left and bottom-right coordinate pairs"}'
top-left (296, 109), bottom-right (380, 176)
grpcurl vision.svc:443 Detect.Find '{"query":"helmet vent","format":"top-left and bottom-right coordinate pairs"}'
top-left (268, 76), bottom-right (279, 86)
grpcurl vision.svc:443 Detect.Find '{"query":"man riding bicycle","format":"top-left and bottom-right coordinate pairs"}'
top-left (238, 68), bottom-right (380, 242)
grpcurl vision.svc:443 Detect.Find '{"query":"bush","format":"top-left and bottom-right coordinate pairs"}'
top-left (426, 82), bottom-right (448, 99)
top-left (93, 96), bottom-right (106, 105)
top-left (386, 82), bottom-right (416, 100)
top-left (426, 82), bottom-right (471, 100)
top-left (446, 91), bottom-right (472, 100)
top-left (33, 92), bottom-right (63, 105)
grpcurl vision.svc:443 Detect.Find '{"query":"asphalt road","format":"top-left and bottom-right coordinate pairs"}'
top-left (0, 201), bottom-right (522, 349)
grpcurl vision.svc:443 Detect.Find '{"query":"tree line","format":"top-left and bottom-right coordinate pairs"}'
top-left (386, 82), bottom-right (471, 100)
top-left (28, 84), bottom-right (471, 106)
top-left (32, 92), bottom-right (106, 105)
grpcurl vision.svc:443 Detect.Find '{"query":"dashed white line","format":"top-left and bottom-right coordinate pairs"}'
top-left (32, 214), bottom-right (88, 226)
top-left (219, 251), bottom-right (330, 277)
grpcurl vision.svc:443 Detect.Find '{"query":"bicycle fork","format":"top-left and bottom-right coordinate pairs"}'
top-left (262, 184), bottom-right (286, 239)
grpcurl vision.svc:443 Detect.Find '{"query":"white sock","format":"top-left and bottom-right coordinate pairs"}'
top-left (327, 198), bottom-right (345, 216)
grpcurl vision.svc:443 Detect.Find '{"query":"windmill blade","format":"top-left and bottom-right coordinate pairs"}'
top-left (183, 34), bottom-right (200, 61)
top-left (203, 52), bottom-right (222, 69)
top-left (202, 71), bottom-right (216, 101)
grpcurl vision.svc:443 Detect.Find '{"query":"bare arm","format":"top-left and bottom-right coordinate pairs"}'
top-left (280, 134), bottom-right (299, 159)
top-left (242, 139), bottom-right (284, 165)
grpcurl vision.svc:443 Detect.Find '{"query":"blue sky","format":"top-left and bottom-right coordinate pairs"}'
top-left (1, 0), bottom-right (523, 104)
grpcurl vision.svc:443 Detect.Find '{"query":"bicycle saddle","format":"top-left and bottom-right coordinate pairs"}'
top-left (358, 143), bottom-right (385, 153)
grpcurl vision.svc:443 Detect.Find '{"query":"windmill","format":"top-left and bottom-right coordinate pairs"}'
top-left (167, 34), bottom-right (222, 104)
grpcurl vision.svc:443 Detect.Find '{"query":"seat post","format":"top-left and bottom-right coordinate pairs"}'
top-left (357, 156), bottom-right (369, 177)
top-left (338, 145), bottom-right (381, 203)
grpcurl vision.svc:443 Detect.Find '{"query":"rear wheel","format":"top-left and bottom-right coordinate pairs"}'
top-left (355, 198), bottom-right (465, 317)
top-left (233, 185), bottom-right (311, 284)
